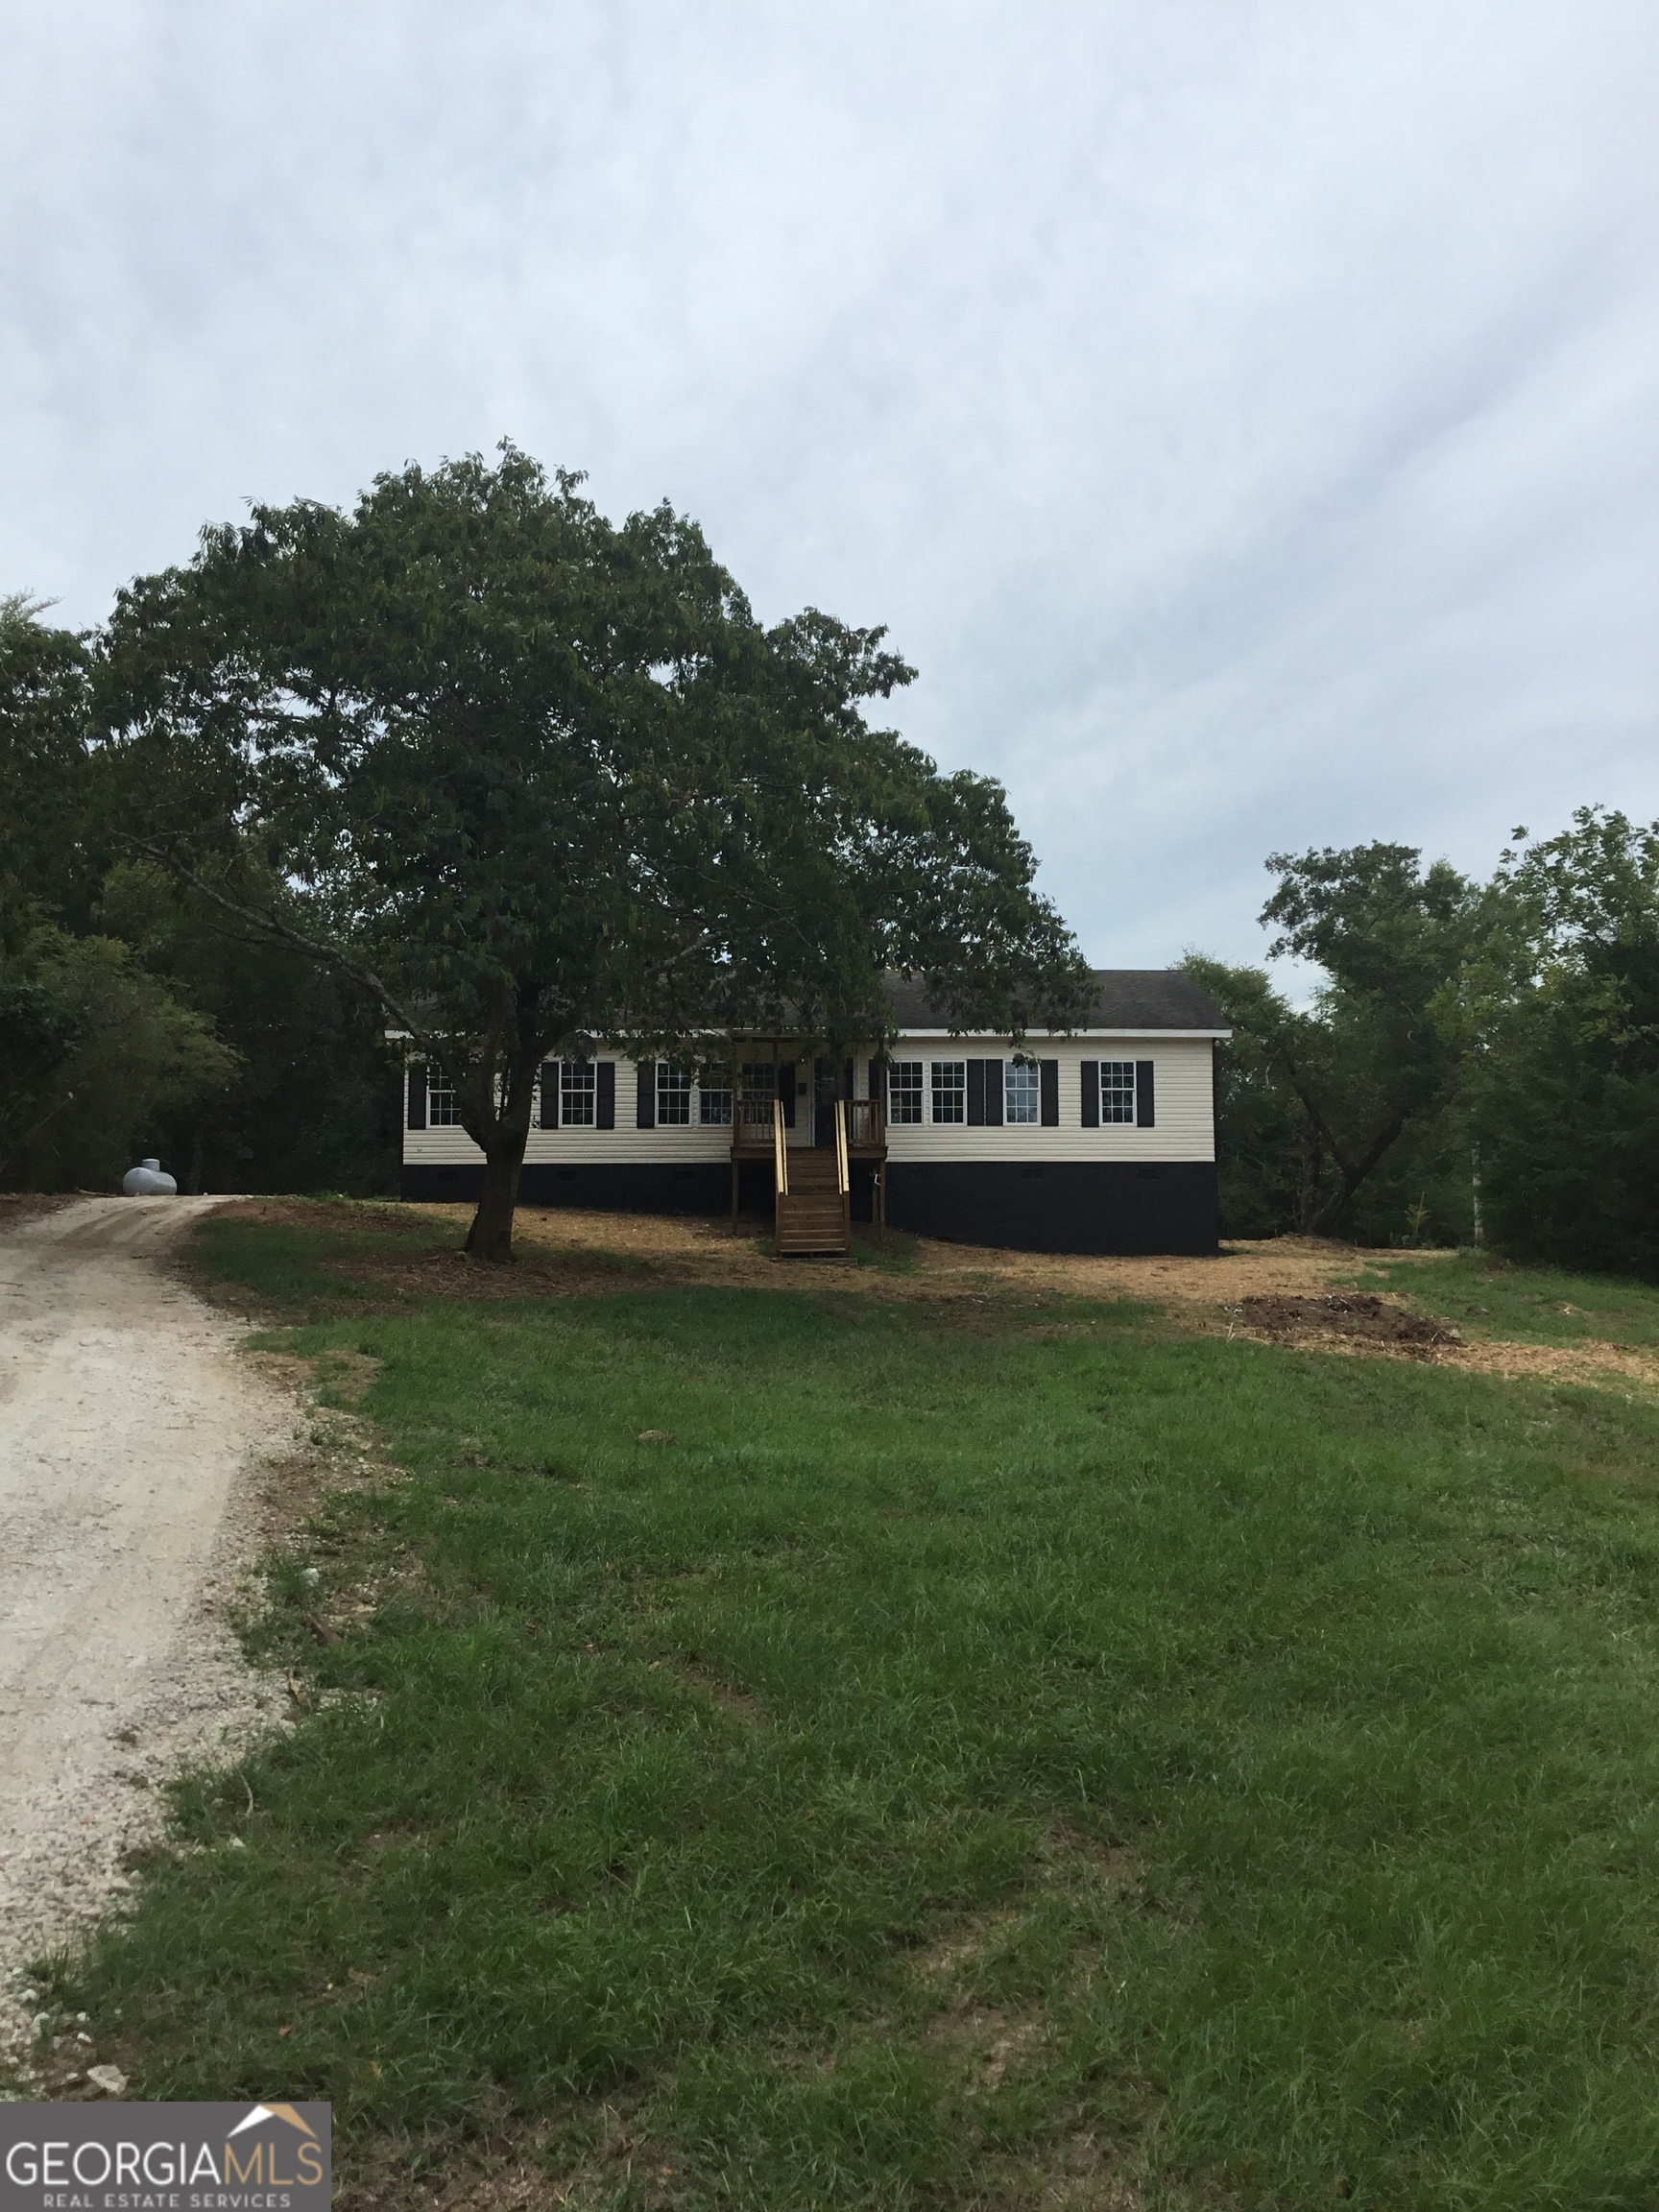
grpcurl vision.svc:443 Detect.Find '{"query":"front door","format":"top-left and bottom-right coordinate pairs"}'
top-left (812, 1058), bottom-right (838, 1147)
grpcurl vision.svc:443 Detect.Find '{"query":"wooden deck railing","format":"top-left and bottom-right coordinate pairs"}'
top-left (732, 1096), bottom-right (777, 1153)
top-left (845, 1097), bottom-right (885, 1153)
top-left (732, 1097), bottom-right (886, 1151)
top-left (834, 1100), bottom-right (850, 1196)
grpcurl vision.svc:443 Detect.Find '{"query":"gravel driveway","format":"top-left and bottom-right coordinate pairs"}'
top-left (0, 1197), bottom-right (297, 2068)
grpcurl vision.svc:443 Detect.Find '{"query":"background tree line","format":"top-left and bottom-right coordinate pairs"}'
top-left (1, 589), bottom-right (400, 1197)
top-left (1187, 810), bottom-right (1659, 1278)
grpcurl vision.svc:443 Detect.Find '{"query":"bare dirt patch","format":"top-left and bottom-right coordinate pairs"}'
top-left (240, 1196), bottom-right (1405, 1310)
top-left (675, 1658), bottom-right (765, 1723)
top-left (1441, 1338), bottom-right (1659, 1392)
top-left (917, 1232), bottom-right (1430, 1308)
top-left (335, 2101), bottom-right (675, 2212)
top-left (0, 1192), bottom-right (77, 1229)
top-left (911, 1910), bottom-right (1026, 1987)
top-left (1238, 1292), bottom-right (1463, 1352)
top-left (922, 1999), bottom-right (1047, 2090)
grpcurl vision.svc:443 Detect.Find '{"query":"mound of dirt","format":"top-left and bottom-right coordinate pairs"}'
top-left (1240, 1292), bottom-right (1461, 1349)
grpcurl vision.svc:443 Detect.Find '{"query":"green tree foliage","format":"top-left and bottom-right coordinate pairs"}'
top-left (0, 592), bottom-right (101, 939)
top-left (2, 598), bottom-right (239, 1187)
top-left (1181, 958), bottom-right (1305, 1238)
top-left (4, 596), bottom-right (382, 1192)
top-left (1466, 809), bottom-right (1659, 1279)
top-left (99, 445), bottom-right (1089, 1259)
top-left (0, 922), bottom-right (238, 1190)
top-left (101, 863), bottom-right (400, 1195)
top-left (1188, 844), bottom-right (1478, 1238)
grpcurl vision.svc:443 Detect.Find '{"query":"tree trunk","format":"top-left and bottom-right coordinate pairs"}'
top-left (1296, 1117), bottom-right (1325, 1234)
top-left (465, 1134), bottom-right (528, 1263)
top-left (1305, 1110), bottom-right (1409, 1238)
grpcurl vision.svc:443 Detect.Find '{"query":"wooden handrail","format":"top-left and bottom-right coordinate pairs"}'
top-left (834, 1098), bottom-right (850, 1196)
top-left (773, 1099), bottom-right (788, 1196)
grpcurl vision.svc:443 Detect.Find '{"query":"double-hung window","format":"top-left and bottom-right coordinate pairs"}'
top-left (888, 1061), bottom-right (923, 1125)
top-left (1100, 1061), bottom-right (1137, 1124)
top-left (560, 1059), bottom-right (597, 1127)
top-left (931, 1060), bottom-right (967, 1124)
top-left (1005, 1057), bottom-right (1040, 1125)
top-left (698, 1064), bottom-right (733, 1125)
top-left (427, 1071), bottom-right (462, 1127)
top-left (657, 1063), bottom-right (692, 1126)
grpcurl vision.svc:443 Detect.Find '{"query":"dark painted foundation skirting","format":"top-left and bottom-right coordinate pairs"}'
top-left (400, 1157), bottom-right (1216, 1254)
top-left (401, 1161), bottom-right (744, 1214)
top-left (881, 1159), bottom-right (1218, 1255)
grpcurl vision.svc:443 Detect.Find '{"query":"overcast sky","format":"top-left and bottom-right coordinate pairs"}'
top-left (4, 2), bottom-right (1655, 970)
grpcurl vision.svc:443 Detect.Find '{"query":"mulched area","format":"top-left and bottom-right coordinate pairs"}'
top-left (1240, 1292), bottom-right (1462, 1350)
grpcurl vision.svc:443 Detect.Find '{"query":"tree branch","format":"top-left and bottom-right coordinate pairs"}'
top-left (118, 834), bottom-right (447, 1069)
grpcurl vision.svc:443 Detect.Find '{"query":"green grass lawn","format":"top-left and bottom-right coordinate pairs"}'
top-left (1352, 1248), bottom-right (1659, 1351)
top-left (47, 1210), bottom-right (1659, 2208)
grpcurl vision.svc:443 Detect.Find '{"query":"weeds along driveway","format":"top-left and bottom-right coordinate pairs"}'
top-left (0, 1196), bottom-right (298, 2072)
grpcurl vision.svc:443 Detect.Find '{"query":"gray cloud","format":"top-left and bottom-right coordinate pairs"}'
top-left (3, 0), bottom-right (1654, 965)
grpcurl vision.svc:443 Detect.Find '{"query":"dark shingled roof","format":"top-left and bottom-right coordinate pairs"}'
top-left (883, 969), bottom-right (1228, 1034)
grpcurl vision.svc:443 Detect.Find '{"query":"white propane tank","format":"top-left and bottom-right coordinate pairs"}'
top-left (122, 1157), bottom-right (179, 1196)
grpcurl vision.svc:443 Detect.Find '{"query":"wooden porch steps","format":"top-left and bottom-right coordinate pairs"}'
top-left (775, 1192), bottom-right (851, 1256)
top-left (775, 1145), bottom-right (851, 1256)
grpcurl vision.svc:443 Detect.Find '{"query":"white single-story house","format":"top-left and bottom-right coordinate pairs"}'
top-left (401, 971), bottom-right (1230, 1256)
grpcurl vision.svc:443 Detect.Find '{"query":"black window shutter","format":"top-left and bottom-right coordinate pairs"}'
top-left (1079, 1061), bottom-right (1099, 1128)
top-left (406, 1064), bottom-right (427, 1130)
top-left (1040, 1059), bottom-right (1060, 1126)
top-left (539, 1062), bottom-right (558, 1130)
top-left (779, 1063), bottom-right (796, 1128)
top-left (870, 1053), bottom-right (886, 1099)
top-left (1136, 1060), bottom-right (1155, 1128)
top-left (596, 1061), bottom-right (615, 1129)
top-left (984, 1059), bottom-right (1003, 1127)
top-left (967, 1059), bottom-right (986, 1126)
top-left (636, 1060), bottom-right (656, 1129)
top-left (843, 1058), bottom-right (854, 1100)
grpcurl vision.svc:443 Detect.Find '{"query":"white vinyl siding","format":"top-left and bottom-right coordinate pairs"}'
top-left (405, 1038), bottom-right (1217, 1167)
top-left (881, 1038), bottom-right (1215, 1165)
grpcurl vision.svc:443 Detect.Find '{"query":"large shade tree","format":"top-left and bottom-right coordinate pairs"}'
top-left (1188, 842), bottom-right (1479, 1238)
top-left (99, 446), bottom-right (1089, 1259)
